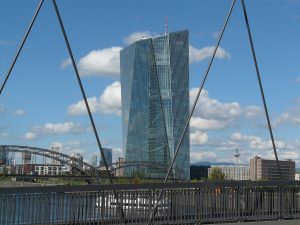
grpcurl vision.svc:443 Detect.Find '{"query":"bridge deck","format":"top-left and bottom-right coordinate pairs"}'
top-left (1, 181), bottom-right (300, 225)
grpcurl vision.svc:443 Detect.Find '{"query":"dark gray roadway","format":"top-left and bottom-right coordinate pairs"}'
top-left (212, 220), bottom-right (300, 225)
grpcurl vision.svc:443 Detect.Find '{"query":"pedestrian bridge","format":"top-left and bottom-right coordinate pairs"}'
top-left (1, 181), bottom-right (300, 225)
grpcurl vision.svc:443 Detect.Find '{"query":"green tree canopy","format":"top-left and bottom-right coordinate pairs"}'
top-left (208, 167), bottom-right (225, 181)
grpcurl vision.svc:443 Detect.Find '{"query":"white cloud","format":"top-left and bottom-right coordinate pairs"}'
top-left (230, 132), bottom-right (246, 142)
top-left (189, 45), bottom-right (231, 64)
top-left (32, 122), bottom-right (84, 135)
top-left (230, 132), bottom-right (287, 151)
top-left (24, 132), bottom-right (36, 140)
top-left (68, 97), bottom-right (98, 116)
top-left (190, 88), bottom-right (242, 120)
top-left (189, 89), bottom-right (261, 133)
top-left (77, 47), bottom-right (122, 77)
top-left (273, 108), bottom-right (300, 127)
top-left (68, 81), bottom-right (121, 116)
top-left (51, 141), bottom-right (63, 149)
top-left (296, 77), bottom-right (300, 82)
top-left (273, 112), bottom-right (291, 127)
top-left (190, 117), bottom-right (227, 130)
top-left (123, 31), bottom-right (155, 45)
top-left (14, 109), bottom-right (25, 116)
top-left (61, 47), bottom-right (122, 77)
top-left (225, 132), bottom-right (300, 164)
top-left (190, 151), bottom-right (217, 163)
top-left (112, 147), bottom-right (123, 163)
top-left (60, 30), bottom-right (155, 77)
top-left (98, 81), bottom-right (121, 115)
top-left (51, 140), bottom-right (83, 155)
top-left (280, 151), bottom-right (300, 160)
top-left (247, 149), bottom-right (299, 163)
top-left (25, 122), bottom-right (84, 139)
top-left (190, 131), bottom-right (208, 145)
top-left (60, 58), bottom-right (71, 69)
top-left (243, 105), bottom-right (262, 118)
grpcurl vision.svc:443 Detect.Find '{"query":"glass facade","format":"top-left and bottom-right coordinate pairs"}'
top-left (100, 148), bottom-right (112, 166)
top-left (120, 30), bottom-right (190, 180)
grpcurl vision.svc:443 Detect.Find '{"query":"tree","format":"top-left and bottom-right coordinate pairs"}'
top-left (208, 167), bottom-right (225, 181)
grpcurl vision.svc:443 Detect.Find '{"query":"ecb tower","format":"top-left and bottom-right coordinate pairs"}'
top-left (120, 30), bottom-right (190, 180)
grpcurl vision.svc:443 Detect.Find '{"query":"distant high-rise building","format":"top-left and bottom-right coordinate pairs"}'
top-left (22, 152), bottom-right (31, 165)
top-left (70, 153), bottom-right (83, 170)
top-left (120, 30), bottom-right (190, 180)
top-left (250, 156), bottom-right (295, 181)
top-left (0, 150), bottom-right (8, 165)
top-left (50, 145), bottom-right (61, 165)
top-left (91, 154), bottom-right (98, 167)
top-left (115, 157), bottom-right (125, 178)
top-left (100, 148), bottom-right (112, 167)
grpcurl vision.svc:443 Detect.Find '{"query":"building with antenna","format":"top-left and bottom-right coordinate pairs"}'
top-left (207, 148), bottom-right (250, 181)
top-left (120, 30), bottom-right (190, 180)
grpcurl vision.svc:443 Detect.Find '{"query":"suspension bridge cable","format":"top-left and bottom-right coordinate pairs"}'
top-left (51, 1), bottom-right (126, 222)
top-left (241, 0), bottom-right (282, 178)
top-left (0, 0), bottom-right (44, 95)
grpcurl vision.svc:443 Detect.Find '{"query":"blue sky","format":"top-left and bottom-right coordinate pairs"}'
top-left (0, 0), bottom-right (300, 166)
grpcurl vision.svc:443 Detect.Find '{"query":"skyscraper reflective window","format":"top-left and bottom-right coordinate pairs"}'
top-left (120, 30), bottom-right (190, 180)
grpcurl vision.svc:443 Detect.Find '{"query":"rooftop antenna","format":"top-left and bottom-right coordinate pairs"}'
top-left (234, 147), bottom-right (240, 167)
top-left (165, 17), bottom-right (168, 35)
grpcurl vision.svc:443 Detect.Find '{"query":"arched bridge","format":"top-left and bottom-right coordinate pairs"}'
top-left (0, 145), bottom-right (183, 179)
top-left (0, 145), bottom-right (99, 177)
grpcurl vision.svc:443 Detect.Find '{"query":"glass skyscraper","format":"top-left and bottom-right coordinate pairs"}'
top-left (100, 148), bottom-right (112, 167)
top-left (120, 30), bottom-right (190, 180)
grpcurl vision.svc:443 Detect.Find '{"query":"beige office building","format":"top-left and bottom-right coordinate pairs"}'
top-left (250, 156), bottom-right (295, 181)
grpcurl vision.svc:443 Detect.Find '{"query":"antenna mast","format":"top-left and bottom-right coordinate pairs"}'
top-left (165, 17), bottom-right (168, 34)
top-left (234, 147), bottom-right (240, 167)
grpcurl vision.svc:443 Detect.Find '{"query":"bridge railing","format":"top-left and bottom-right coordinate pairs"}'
top-left (1, 181), bottom-right (300, 225)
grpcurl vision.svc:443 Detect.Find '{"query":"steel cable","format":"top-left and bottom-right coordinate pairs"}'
top-left (241, 0), bottom-right (282, 178)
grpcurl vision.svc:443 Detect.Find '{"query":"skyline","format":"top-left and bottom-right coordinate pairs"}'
top-left (1, 0), bottom-right (300, 166)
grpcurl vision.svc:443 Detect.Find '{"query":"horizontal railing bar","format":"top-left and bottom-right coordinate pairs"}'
top-left (1, 184), bottom-right (300, 224)
top-left (1, 180), bottom-right (300, 194)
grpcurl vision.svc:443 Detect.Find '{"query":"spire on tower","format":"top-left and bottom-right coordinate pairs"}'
top-left (165, 17), bottom-right (168, 35)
